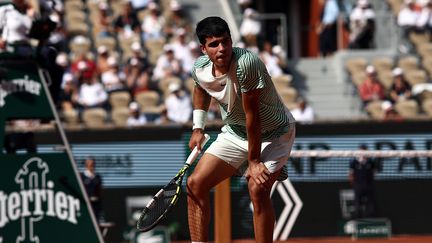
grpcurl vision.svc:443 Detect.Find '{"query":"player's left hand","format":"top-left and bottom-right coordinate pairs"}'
top-left (246, 162), bottom-right (272, 189)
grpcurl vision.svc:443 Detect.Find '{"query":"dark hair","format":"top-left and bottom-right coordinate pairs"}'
top-left (195, 16), bottom-right (231, 45)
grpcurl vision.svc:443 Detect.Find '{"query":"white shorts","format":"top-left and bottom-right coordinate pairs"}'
top-left (205, 124), bottom-right (296, 175)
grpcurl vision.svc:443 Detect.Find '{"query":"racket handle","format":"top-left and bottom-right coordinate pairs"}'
top-left (185, 133), bottom-right (210, 165)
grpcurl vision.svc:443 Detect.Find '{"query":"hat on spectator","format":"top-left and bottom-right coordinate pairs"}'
top-left (381, 100), bottom-right (393, 111)
top-left (357, 0), bottom-right (369, 7)
top-left (97, 45), bottom-right (108, 54)
top-left (56, 53), bottom-right (69, 67)
top-left (170, 0), bottom-right (182, 11)
top-left (99, 1), bottom-right (108, 10)
top-left (366, 65), bottom-right (376, 74)
top-left (130, 57), bottom-right (139, 66)
top-left (238, 0), bottom-right (252, 5)
top-left (235, 41), bottom-right (246, 48)
top-left (188, 41), bottom-right (198, 50)
top-left (131, 41), bottom-right (142, 52)
top-left (72, 35), bottom-right (89, 45)
top-left (244, 8), bottom-right (257, 18)
top-left (107, 56), bottom-right (118, 67)
top-left (272, 45), bottom-right (283, 55)
top-left (175, 28), bottom-right (186, 36)
top-left (168, 82), bottom-right (181, 93)
top-left (64, 73), bottom-right (74, 83)
top-left (392, 67), bottom-right (404, 76)
top-left (129, 101), bottom-right (140, 111)
top-left (163, 44), bottom-right (173, 52)
top-left (148, 1), bottom-right (159, 10)
top-left (77, 61), bottom-right (88, 71)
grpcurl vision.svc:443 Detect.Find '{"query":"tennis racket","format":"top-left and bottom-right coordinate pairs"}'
top-left (136, 133), bottom-right (210, 232)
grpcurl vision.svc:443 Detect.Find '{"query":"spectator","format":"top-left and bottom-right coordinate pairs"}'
top-left (290, 98), bottom-right (315, 123)
top-left (163, 0), bottom-right (192, 41)
top-left (317, 0), bottom-right (339, 57)
top-left (237, 0), bottom-right (252, 12)
top-left (126, 101), bottom-right (147, 126)
top-left (129, 0), bottom-right (150, 11)
top-left (348, 0), bottom-right (376, 49)
top-left (389, 67), bottom-right (412, 103)
top-left (259, 41), bottom-right (284, 78)
top-left (96, 45), bottom-right (111, 74)
top-left (57, 73), bottom-right (78, 112)
top-left (76, 76), bottom-right (108, 109)
top-left (95, 1), bottom-right (114, 38)
top-left (100, 56), bottom-right (126, 93)
top-left (130, 70), bottom-right (151, 97)
top-left (56, 52), bottom-right (75, 88)
top-left (398, 0), bottom-right (421, 28)
top-left (272, 44), bottom-right (289, 73)
top-left (152, 44), bottom-right (182, 81)
top-left (416, 0), bottom-right (432, 33)
top-left (70, 51), bottom-right (97, 81)
top-left (114, 1), bottom-right (141, 40)
top-left (239, 8), bottom-right (261, 49)
top-left (0, 0), bottom-right (35, 57)
top-left (46, 13), bottom-right (67, 52)
top-left (171, 28), bottom-right (194, 75)
top-left (80, 157), bottom-right (104, 222)
top-left (141, 1), bottom-right (165, 41)
top-left (125, 41), bottom-right (149, 73)
top-left (358, 65), bottom-right (385, 108)
top-left (382, 100), bottom-right (403, 121)
top-left (165, 82), bottom-right (192, 123)
top-left (349, 144), bottom-right (377, 219)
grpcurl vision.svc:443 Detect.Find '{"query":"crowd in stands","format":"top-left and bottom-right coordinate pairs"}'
top-left (11, 0), bottom-right (432, 125)
top-left (344, 0), bottom-right (432, 120)
top-left (32, 0), bottom-right (294, 128)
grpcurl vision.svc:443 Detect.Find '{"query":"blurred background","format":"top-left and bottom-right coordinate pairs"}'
top-left (1, 0), bottom-right (432, 242)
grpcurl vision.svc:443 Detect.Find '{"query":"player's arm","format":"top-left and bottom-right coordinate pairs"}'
top-left (242, 88), bottom-right (271, 187)
top-left (189, 84), bottom-right (211, 152)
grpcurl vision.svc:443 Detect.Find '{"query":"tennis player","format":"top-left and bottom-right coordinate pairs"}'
top-left (187, 16), bottom-right (296, 243)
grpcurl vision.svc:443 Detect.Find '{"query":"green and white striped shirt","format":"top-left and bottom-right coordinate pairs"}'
top-left (192, 47), bottom-right (295, 141)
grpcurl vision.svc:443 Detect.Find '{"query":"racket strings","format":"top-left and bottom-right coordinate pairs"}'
top-left (137, 183), bottom-right (179, 230)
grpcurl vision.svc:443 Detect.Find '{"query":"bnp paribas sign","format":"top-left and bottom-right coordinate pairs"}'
top-left (0, 57), bottom-right (103, 242)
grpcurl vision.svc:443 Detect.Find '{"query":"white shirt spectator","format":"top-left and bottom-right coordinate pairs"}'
top-left (259, 42), bottom-right (283, 77)
top-left (291, 100), bottom-right (315, 123)
top-left (416, 3), bottom-right (432, 28)
top-left (77, 79), bottom-right (108, 107)
top-left (398, 2), bottom-right (420, 27)
top-left (171, 28), bottom-right (194, 74)
top-left (101, 57), bottom-right (126, 92)
top-left (239, 8), bottom-right (261, 37)
top-left (126, 102), bottom-right (147, 126)
top-left (165, 83), bottom-right (192, 123)
top-left (141, 2), bottom-right (165, 40)
top-left (0, 4), bottom-right (32, 45)
top-left (152, 46), bottom-right (182, 81)
top-left (349, 2), bottom-right (375, 42)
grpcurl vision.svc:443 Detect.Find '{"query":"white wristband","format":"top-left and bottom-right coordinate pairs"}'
top-left (192, 109), bottom-right (207, 130)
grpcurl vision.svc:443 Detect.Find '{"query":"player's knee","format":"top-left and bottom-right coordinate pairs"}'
top-left (187, 174), bottom-right (204, 195)
top-left (248, 180), bottom-right (269, 202)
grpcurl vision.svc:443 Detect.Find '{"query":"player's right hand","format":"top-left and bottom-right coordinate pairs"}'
top-left (189, 129), bottom-right (205, 152)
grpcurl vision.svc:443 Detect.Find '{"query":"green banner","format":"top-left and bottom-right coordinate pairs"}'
top-left (0, 56), bottom-right (103, 242)
top-left (0, 154), bottom-right (101, 242)
top-left (0, 59), bottom-right (53, 119)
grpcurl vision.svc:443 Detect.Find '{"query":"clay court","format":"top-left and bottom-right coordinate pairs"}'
top-left (174, 235), bottom-right (432, 243)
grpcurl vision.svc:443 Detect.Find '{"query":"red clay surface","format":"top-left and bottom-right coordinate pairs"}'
top-left (173, 235), bottom-right (432, 243)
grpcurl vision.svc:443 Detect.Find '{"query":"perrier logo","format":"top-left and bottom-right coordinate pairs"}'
top-left (0, 157), bottom-right (81, 242)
